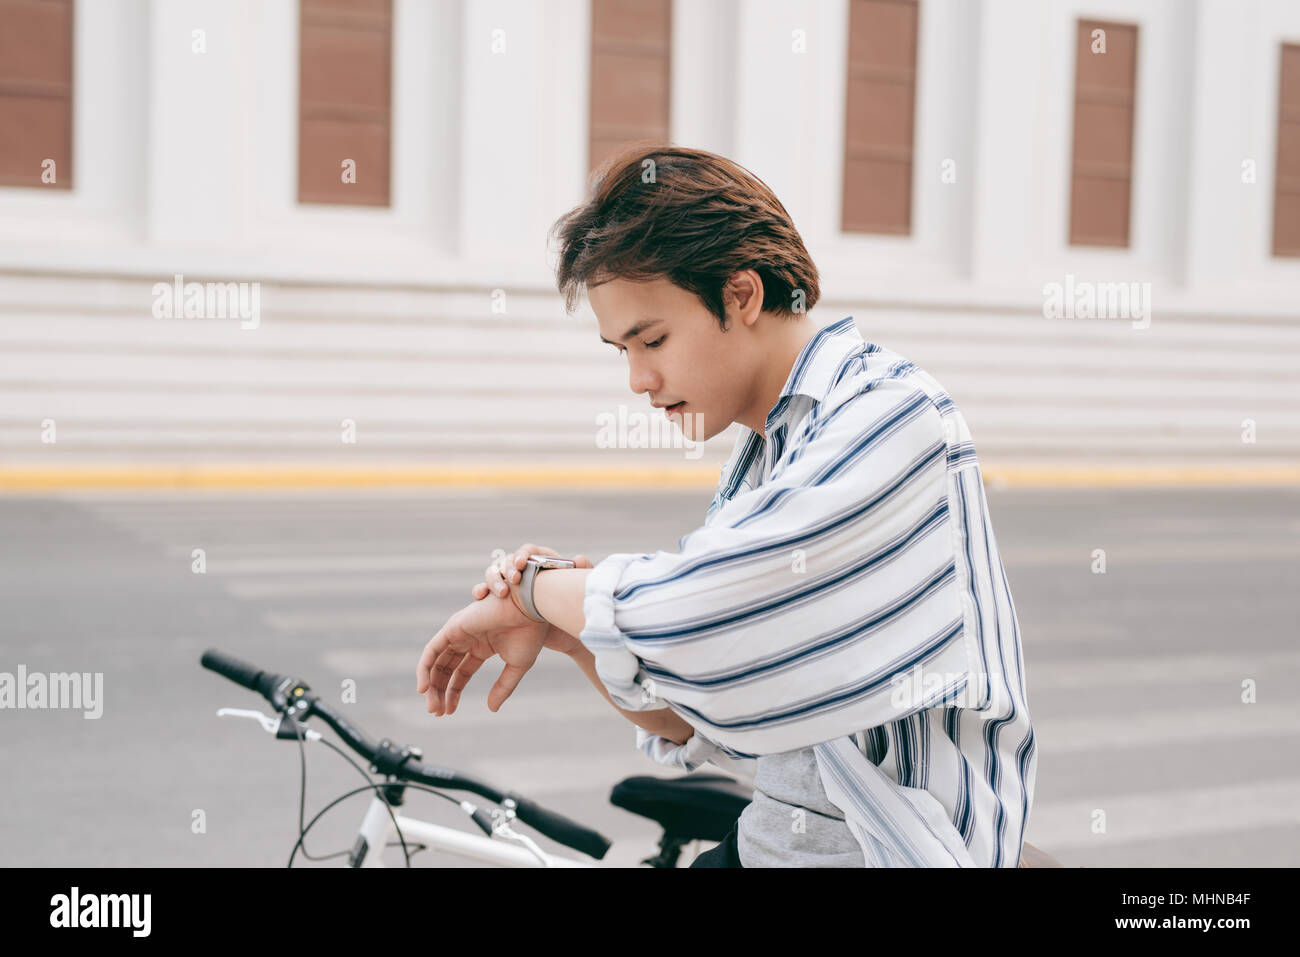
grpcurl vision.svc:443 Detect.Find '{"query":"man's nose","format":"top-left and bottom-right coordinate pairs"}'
top-left (628, 355), bottom-right (659, 396)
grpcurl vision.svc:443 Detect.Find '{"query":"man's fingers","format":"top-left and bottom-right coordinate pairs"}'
top-left (484, 558), bottom-right (503, 596)
top-left (425, 648), bottom-right (463, 714)
top-left (445, 651), bottom-right (488, 714)
top-left (487, 661), bottom-right (531, 713)
top-left (428, 648), bottom-right (462, 714)
top-left (573, 553), bottom-right (592, 568)
top-left (494, 553), bottom-right (517, 587)
top-left (514, 544), bottom-right (555, 565)
top-left (416, 625), bottom-right (450, 693)
top-left (512, 544), bottom-right (559, 584)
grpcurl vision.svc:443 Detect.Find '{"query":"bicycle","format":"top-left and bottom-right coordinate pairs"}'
top-left (201, 648), bottom-right (752, 867)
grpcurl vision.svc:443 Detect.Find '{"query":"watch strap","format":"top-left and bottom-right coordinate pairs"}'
top-left (518, 555), bottom-right (575, 623)
top-left (518, 560), bottom-right (547, 623)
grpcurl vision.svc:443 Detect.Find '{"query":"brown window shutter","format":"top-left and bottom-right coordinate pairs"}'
top-left (841, 0), bottom-right (918, 235)
top-left (0, 0), bottom-right (73, 189)
top-left (1272, 42), bottom-right (1300, 257)
top-left (298, 0), bottom-right (392, 206)
top-left (588, 0), bottom-right (672, 176)
top-left (1068, 20), bottom-right (1138, 247)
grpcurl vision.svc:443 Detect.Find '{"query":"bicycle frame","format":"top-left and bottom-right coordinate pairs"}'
top-left (353, 795), bottom-right (594, 868)
top-left (351, 795), bottom-right (717, 867)
top-left (211, 686), bottom-right (716, 868)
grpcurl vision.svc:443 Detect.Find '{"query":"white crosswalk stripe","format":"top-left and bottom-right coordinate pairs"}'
top-left (323, 647), bottom-right (573, 679)
top-left (1028, 651), bottom-right (1300, 689)
top-left (1025, 778), bottom-right (1300, 851)
top-left (1036, 704), bottom-right (1299, 754)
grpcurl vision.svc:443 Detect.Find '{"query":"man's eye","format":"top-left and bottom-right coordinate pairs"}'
top-left (645, 336), bottom-right (666, 349)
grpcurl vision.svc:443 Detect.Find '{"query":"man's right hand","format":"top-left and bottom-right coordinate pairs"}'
top-left (471, 543), bottom-right (594, 654)
top-left (472, 543), bottom-right (593, 600)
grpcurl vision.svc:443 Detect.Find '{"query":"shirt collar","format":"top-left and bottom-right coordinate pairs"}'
top-left (762, 316), bottom-right (864, 435)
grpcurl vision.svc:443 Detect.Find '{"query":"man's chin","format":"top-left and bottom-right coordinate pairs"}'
top-left (678, 410), bottom-right (710, 443)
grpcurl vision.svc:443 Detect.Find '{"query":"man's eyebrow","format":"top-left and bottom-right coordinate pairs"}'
top-left (599, 318), bottom-right (663, 346)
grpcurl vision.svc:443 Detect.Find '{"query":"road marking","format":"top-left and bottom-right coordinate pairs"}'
top-left (227, 573), bottom-right (471, 599)
top-left (3, 462), bottom-right (1299, 491)
top-left (204, 554), bottom-right (479, 575)
top-left (323, 647), bottom-right (572, 678)
top-left (162, 541), bottom-right (498, 558)
top-left (383, 692), bottom-right (617, 731)
top-left (999, 542), bottom-right (1300, 565)
top-left (460, 751), bottom-right (713, 800)
top-left (266, 608), bottom-right (453, 632)
top-left (1027, 651), bottom-right (1300, 689)
top-left (1034, 704), bottom-right (1299, 755)
top-left (1025, 777), bottom-right (1300, 851)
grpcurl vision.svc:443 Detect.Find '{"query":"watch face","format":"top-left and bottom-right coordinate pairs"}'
top-left (529, 554), bottom-right (575, 569)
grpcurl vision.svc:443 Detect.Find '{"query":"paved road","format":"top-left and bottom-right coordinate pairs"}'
top-left (1, 485), bottom-right (1297, 867)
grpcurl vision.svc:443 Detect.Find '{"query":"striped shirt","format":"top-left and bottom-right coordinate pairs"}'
top-left (578, 315), bottom-right (1037, 867)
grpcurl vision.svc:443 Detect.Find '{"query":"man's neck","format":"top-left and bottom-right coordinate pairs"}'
top-left (739, 316), bottom-right (820, 439)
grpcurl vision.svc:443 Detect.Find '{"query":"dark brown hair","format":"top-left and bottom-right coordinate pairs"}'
top-left (549, 142), bottom-right (820, 330)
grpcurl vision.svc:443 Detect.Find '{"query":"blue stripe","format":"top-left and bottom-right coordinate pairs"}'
top-left (615, 421), bottom-right (945, 601)
top-left (968, 465), bottom-right (1014, 866)
top-left (745, 391), bottom-right (932, 515)
top-left (799, 379), bottom-right (929, 451)
top-left (820, 741), bottom-right (968, 866)
top-left (819, 745), bottom-right (927, 866)
top-left (639, 559), bottom-right (958, 690)
top-left (633, 497), bottom-right (950, 646)
top-left (946, 708), bottom-right (975, 842)
top-left (671, 617), bottom-right (965, 733)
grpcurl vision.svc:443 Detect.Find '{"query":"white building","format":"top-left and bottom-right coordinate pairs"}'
top-left (1, 0), bottom-right (1297, 485)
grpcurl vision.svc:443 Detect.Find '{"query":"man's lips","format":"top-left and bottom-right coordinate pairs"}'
top-left (660, 401), bottom-right (686, 415)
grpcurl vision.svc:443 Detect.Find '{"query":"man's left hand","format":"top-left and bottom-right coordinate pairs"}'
top-left (416, 592), bottom-right (551, 716)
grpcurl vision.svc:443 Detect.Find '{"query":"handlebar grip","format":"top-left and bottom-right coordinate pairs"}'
top-left (201, 649), bottom-right (271, 695)
top-left (505, 793), bottom-right (611, 860)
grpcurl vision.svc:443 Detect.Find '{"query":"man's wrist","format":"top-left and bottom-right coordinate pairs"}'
top-left (565, 638), bottom-right (594, 662)
top-left (531, 567), bottom-right (591, 639)
top-left (506, 577), bottom-right (543, 622)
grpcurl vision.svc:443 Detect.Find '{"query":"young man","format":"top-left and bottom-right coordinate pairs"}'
top-left (417, 145), bottom-right (1036, 867)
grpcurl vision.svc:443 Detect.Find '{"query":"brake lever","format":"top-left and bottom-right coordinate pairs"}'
top-left (488, 807), bottom-right (551, 866)
top-left (217, 707), bottom-right (321, 741)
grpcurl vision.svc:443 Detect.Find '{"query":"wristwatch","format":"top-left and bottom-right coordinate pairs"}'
top-left (518, 554), bottom-right (576, 623)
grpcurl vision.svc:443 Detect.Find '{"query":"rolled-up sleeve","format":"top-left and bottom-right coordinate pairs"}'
top-left (577, 382), bottom-right (984, 760)
top-left (634, 726), bottom-right (760, 781)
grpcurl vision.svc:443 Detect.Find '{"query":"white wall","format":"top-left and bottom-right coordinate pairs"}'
top-left (2, 0), bottom-right (1297, 308)
top-left (0, 0), bottom-right (1296, 470)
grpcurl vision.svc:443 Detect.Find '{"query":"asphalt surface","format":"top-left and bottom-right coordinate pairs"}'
top-left (1, 485), bottom-right (1297, 867)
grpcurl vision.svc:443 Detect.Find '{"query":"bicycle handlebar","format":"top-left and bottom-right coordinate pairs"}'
top-left (201, 648), bottom-right (611, 861)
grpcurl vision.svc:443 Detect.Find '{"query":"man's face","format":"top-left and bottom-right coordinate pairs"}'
top-left (588, 275), bottom-right (758, 444)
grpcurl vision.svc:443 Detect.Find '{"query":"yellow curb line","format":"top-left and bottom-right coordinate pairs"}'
top-left (0, 465), bottom-right (724, 491)
top-left (0, 464), bottom-right (1297, 492)
top-left (980, 466), bottom-right (1300, 488)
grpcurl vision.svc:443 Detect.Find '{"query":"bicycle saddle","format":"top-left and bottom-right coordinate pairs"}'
top-left (609, 773), bottom-right (754, 842)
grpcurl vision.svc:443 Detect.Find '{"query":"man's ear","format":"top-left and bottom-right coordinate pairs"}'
top-left (726, 271), bottom-right (764, 327)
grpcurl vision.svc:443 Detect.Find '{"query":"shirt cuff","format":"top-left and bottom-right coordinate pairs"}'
top-left (635, 726), bottom-right (760, 783)
top-left (635, 727), bottom-right (722, 771)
